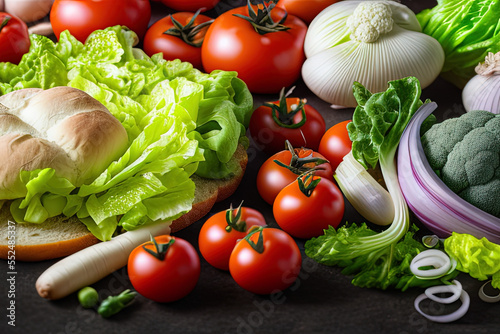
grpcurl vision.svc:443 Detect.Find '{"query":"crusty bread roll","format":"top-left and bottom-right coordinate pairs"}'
top-left (0, 87), bottom-right (129, 199)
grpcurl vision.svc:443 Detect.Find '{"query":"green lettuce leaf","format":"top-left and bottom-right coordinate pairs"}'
top-left (444, 232), bottom-right (500, 289)
top-left (0, 26), bottom-right (253, 240)
top-left (305, 224), bottom-right (458, 290)
top-left (417, 0), bottom-right (500, 88)
top-left (348, 77), bottom-right (423, 169)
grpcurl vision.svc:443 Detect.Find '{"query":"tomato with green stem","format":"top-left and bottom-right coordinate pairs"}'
top-left (143, 11), bottom-right (213, 70)
top-left (229, 227), bottom-right (302, 294)
top-left (50, 0), bottom-right (151, 43)
top-left (0, 13), bottom-right (30, 64)
top-left (250, 87), bottom-right (326, 154)
top-left (257, 140), bottom-right (333, 205)
top-left (128, 235), bottom-right (200, 303)
top-left (273, 173), bottom-right (344, 239)
top-left (318, 120), bottom-right (352, 171)
top-left (201, 0), bottom-right (307, 94)
top-left (198, 204), bottom-right (267, 271)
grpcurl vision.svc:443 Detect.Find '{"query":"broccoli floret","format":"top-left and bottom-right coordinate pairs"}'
top-left (421, 110), bottom-right (500, 218)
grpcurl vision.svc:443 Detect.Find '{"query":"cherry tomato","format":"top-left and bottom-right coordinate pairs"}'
top-left (201, 2), bottom-right (307, 94)
top-left (273, 174), bottom-right (344, 239)
top-left (229, 227), bottom-right (301, 295)
top-left (199, 205), bottom-right (267, 271)
top-left (153, 0), bottom-right (220, 12)
top-left (0, 13), bottom-right (30, 64)
top-left (250, 90), bottom-right (326, 154)
top-left (128, 235), bottom-right (200, 303)
top-left (50, 0), bottom-right (151, 43)
top-left (143, 11), bottom-right (213, 70)
top-left (257, 142), bottom-right (333, 205)
top-left (276, 0), bottom-right (340, 24)
top-left (318, 120), bottom-right (352, 171)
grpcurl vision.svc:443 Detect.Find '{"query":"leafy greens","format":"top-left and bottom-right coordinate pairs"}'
top-left (445, 232), bottom-right (500, 289)
top-left (0, 26), bottom-right (253, 241)
top-left (305, 77), bottom-right (448, 290)
top-left (416, 0), bottom-right (500, 88)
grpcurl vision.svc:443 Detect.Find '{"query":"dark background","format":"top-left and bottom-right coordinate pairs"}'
top-left (3, 1), bottom-right (500, 333)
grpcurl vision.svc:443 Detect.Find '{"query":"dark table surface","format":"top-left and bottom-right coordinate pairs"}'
top-left (3, 1), bottom-right (500, 333)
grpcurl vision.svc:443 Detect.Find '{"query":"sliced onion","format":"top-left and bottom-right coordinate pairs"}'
top-left (425, 280), bottom-right (462, 304)
top-left (414, 280), bottom-right (470, 323)
top-left (410, 249), bottom-right (456, 280)
top-left (397, 103), bottom-right (500, 243)
top-left (478, 280), bottom-right (500, 303)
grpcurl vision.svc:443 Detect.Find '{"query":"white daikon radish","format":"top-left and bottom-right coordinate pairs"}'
top-left (36, 222), bottom-right (171, 300)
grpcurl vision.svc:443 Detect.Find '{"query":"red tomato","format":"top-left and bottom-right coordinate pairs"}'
top-left (128, 235), bottom-right (200, 303)
top-left (50, 0), bottom-right (151, 43)
top-left (153, 0), bottom-right (220, 12)
top-left (229, 227), bottom-right (302, 294)
top-left (276, 0), bottom-right (340, 24)
top-left (201, 3), bottom-right (307, 93)
top-left (273, 174), bottom-right (344, 239)
top-left (198, 206), bottom-right (267, 271)
top-left (0, 13), bottom-right (30, 64)
top-left (143, 12), bottom-right (213, 70)
top-left (250, 94), bottom-right (326, 154)
top-left (318, 120), bottom-right (352, 171)
top-left (257, 144), bottom-right (333, 205)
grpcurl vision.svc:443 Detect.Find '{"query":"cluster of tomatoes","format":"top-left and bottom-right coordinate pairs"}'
top-left (47, 0), bottom-right (339, 95)
top-left (1, 0), bottom-right (348, 305)
top-left (2, 0), bottom-right (340, 95)
top-left (126, 90), bottom-right (353, 303)
top-left (252, 95), bottom-right (352, 239)
top-left (127, 206), bottom-right (301, 302)
top-left (119, 1), bottom-right (351, 304)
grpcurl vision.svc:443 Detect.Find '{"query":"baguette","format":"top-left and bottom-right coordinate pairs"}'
top-left (0, 144), bottom-right (248, 261)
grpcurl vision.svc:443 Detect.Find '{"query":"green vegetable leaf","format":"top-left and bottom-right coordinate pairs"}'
top-left (306, 77), bottom-right (437, 291)
top-left (0, 25), bottom-right (253, 241)
top-left (348, 77), bottom-right (422, 169)
top-left (444, 232), bottom-right (500, 289)
top-left (306, 224), bottom-right (457, 290)
top-left (417, 0), bottom-right (500, 88)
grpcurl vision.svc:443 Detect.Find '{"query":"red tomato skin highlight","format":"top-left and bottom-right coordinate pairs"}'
top-left (201, 6), bottom-right (307, 94)
top-left (273, 177), bottom-right (344, 239)
top-left (198, 208), bottom-right (266, 271)
top-left (128, 236), bottom-right (200, 303)
top-left (318, 120), bottom-right (352, 171)
top-left (276, 0), bottom-right (340, 24)
top-left (0, 12), bottom-right (30, 64)
top-left (229, 228), bottom-right (302, 295)
top-left (51, 0), bottom-right (151, 43)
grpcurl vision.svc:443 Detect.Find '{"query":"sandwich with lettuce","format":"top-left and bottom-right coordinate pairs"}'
top-left (0, 26), bottom-right (253, 261)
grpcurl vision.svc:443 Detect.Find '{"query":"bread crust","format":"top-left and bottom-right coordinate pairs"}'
top-left (0, 145), bottom-right (249, 261)
top-left (0, 87), bottom-right (128, 197)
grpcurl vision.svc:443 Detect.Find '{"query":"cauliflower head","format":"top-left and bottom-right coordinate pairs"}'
top-left (346, 2), bottom-right (394, 43)
top-left (421, 110), bottom-right (500, 218)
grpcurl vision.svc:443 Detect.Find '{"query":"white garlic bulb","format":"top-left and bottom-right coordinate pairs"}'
top-left (302, 0), bottom-right (445, 109)
top-left (463, 51), bottom-right (500, 114)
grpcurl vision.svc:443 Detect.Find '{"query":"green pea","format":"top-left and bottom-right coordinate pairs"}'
top-left (78, 287), bottom-right (99, 309)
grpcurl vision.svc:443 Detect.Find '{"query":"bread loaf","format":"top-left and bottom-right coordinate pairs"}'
top-left (0, 87), bottom-right (129, 199)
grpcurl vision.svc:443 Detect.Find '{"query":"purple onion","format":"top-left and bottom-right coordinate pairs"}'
top-left (397, 103), bottom-right (500, 243)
